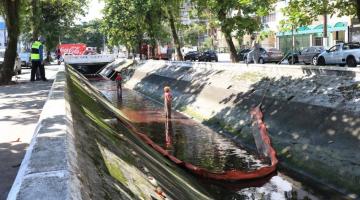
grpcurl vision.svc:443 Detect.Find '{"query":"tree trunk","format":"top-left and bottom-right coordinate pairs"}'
top-left (167, 8), bottom-right (183, 61)
top-left (323, 13), bottom-right (328, 47)
top-left (0, 0), bottom-right (21, 85)
top-left (357, 0), bottom-right (360, 21)
top-left (31, 0), bottom-right (40, 40)
top-left (217, 6), bottom-right (238, 63)
top-left (223, 30), bottom-right (238, 63)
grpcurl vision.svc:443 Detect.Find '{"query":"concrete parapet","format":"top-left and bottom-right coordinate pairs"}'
top-left (7, 66), bottom-right (82, 200)
top-left (125, 60), bottom-right (360, 196)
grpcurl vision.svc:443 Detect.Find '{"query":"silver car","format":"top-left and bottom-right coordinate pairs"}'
top-left (317, 43), bottom-right (360, 67)
top-left (245, 48), bottom-right (284, 64)
top-left (0, 49), bottom-right (22, 75)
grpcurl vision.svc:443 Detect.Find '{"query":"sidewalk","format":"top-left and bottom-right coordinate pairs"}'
top-left (0, 65), bottom-right (59, 200)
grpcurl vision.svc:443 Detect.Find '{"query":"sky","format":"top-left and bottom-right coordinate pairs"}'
top-left (79, 0), bottom-right (105, 22)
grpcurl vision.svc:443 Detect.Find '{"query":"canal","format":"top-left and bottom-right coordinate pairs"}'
top-left (86, 78), bottom-right (342, 200)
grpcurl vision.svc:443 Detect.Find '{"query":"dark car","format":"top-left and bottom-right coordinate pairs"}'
top-left (198, 50), bottom-right (218, 62)
top-left (237, 48), bottom-right (251, 61)
top-left (184, 51), bottom-right (200, 61)
top-left (298, 46), bottom-right (325, 65)
top-left (244, 48), bottom-right (283, 64)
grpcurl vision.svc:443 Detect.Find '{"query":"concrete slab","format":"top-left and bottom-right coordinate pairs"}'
top-left (16, 171), bottom-right (69, 200)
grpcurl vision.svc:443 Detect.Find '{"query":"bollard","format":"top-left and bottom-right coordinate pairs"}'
top-left (115, 72), bottom-right (122, 98)
top-left (164, 86), bottom-right (172, 119)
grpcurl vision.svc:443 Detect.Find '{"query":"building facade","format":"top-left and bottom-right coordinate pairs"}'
top-left (0, 16), bottom-right (7, 49)
top-left (257, 0), bottom-right (351, 53)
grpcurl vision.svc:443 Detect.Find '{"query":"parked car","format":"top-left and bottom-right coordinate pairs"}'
top-left (198, 50), bottom-right (218, 62)
top-left (317, 43), bottom-right (360, 67)
top-left (184, 51), bottom-right (200, 61)
top-left (0, 49), bottom-right (22, 75)
top-left (297, 46), bottom-right (325, 65)
top-left (244, 48), bottom-right (284, 64)
top-left (19, 52), bottom-right (32, 68)
top-left (237, 48), bottom-right (251, 61)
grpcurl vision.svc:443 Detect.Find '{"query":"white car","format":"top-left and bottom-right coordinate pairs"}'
top-left (317, 43), bottom-right (360, 67)
top-left (0, 49), bottom-right (22, 75)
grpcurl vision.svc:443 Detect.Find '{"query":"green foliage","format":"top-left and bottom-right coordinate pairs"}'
top-left (20, 0), bottom-right (88, 50)
top-left (279, 0), bottom-right (314, 32)
top-left (193, 0), bottom-right (275, 62)
top-left (195, 0), bottom-right (275, 37)
top-left (281, 0), bottom-right (358, 32)
top-left (183, 24), bottom-right (206, 46)
top-left (62, 20), bottom-right (104, 52)
top-left (101, 0), bottom-right (149, 49)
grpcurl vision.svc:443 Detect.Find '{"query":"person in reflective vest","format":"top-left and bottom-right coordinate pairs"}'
top-left (30, 36), bottom-right (47, 81)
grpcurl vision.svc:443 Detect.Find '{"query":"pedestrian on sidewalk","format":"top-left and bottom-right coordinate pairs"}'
top-left (164, 86), bottom-right (172, 119)
top-left (30, 36), bottom-right (47, 81)
top-left (247, 35), bottom-right (261, 64)
top-left (115, 72), bottom-right (122, 98)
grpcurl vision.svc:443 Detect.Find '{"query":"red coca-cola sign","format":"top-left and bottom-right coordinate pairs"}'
top-left (58, 43), bottom-right (87, 55)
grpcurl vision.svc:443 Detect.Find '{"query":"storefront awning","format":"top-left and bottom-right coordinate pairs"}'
top-left (277, 22), bottom-right (348, 36)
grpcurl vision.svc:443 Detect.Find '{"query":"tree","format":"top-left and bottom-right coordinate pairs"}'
top-left (21, 0), bottom-right (88, 51)
top-left (0, 0), bottom-right (21, 85)
top-left (279, 0), bottom-right (313, 63)
top-left (61, 20), bottom-right (104, 53)
top-left (163, 0), bottom-right (184, 60)
top-left (194, 0), bottom-right (275, 62)
top-left (144, 0), bottom-right (172, 57)
top-left (102, 0), bottom-right (149, 58)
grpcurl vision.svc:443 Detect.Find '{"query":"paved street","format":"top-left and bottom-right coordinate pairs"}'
top-left (0, 65), bottom-right (59, 200)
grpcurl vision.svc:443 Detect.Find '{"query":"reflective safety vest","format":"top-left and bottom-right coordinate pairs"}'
top-left (31, 41), bottom-right (42, 61)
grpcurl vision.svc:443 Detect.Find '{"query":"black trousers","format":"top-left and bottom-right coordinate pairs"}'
top-left (31, 61), bottom-right (46, 81)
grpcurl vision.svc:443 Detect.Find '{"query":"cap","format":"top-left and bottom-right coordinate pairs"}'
top-left (38, 36), bottom-right (46, 43)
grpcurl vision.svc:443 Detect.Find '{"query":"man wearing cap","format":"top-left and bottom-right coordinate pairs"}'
top-left (30, 36), bottom-right (47, 81)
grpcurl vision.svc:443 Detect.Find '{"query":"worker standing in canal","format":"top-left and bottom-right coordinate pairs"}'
top-left (115, 72), bottom-right (122, 98)
top-left (164, 86), bottom-right (172, 119)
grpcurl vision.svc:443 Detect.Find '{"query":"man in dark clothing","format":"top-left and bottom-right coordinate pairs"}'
top-left (30, 36), bottom-right (47, 81)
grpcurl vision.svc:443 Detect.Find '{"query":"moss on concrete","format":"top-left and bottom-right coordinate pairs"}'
top-left (178, 106), bottom-right (209, 122)
top-left (233, 72), bottom-right (267, 83)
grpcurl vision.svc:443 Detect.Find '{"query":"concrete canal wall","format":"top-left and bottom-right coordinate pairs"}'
top-left (125, 60), bottom-right (360, 195)
top-left (8, 65), bottom-right (213, 200)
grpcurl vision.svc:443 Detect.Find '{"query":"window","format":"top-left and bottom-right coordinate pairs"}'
top-left (328, 45), bottom-right (340, 52)
top-left (301, 48), bottom-right (309, 54)
top-left (262, 13), bottom-right (276, 23)
top-left (314, 37), bottom-right (322, 46)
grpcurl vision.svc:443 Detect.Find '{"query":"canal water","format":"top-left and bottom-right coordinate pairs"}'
top-left (91, 79), bottom-right (334, 200)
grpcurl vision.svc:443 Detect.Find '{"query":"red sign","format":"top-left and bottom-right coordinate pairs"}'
top-left (58, 43), bottom-right (87, 56)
